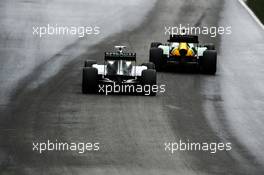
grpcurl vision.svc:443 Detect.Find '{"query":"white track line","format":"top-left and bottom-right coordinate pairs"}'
top-left (237, 0), bottom-right (264, 30)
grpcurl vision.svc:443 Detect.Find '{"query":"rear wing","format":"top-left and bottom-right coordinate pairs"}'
top-left (105, 52), bottom-right (136, 61)
top-left (168, 35), bottom-right (199, 43)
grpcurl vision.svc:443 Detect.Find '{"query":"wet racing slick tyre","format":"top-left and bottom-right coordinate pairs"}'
top-left (200, 50), bottom-right (217, 75)
top-left (149, 48), bottom-right (164, 71)
top-left (150, 42), bottom-right (162, 48)
top-left (82, 67), bottom-right (98, 94)
top-left (142, 62), bottom-right (155, 69)
top-left (141, 69), bottom-right (157, 96)
top-left (84, 60), bottom-right (97, 67)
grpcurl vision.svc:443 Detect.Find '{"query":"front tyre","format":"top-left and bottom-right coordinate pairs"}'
top-left (141, 69), bottom-right (157, 96)
top-left (82, 67), bottom-right (98, 94)
top-left (200, 50), bottom-right (217, 75)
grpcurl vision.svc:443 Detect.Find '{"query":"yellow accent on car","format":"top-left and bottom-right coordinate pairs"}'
top-left (171, 47), bottom-right (180, 56)
top-left (171, 42), bottom-right (194, 57)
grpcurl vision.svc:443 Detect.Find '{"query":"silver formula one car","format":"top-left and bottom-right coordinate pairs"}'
top-left (82, 46), bottom-right (157, 95)
top-left (149, 35), bottom-right (217, 74)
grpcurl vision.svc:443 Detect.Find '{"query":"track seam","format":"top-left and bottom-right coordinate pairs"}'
top-left (237, 0), bottom-right (264, 31)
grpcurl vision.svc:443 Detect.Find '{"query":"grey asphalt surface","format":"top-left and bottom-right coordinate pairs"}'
top-left (1, 0), bottom-right (264, 174)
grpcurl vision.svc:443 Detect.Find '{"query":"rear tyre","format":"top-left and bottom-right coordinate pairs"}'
top-left (200, 50), bottom-right (217, 75)
top-left (141, 69), bottom-right (157, 96)
top-left (150, 42), bottom-right (162, 48)
top-left (142, 62), bottom-right (155, 69)
top-left (149, 48), bottom-right (164, 71)
top-left (82, 67), bottom-right (98, 94)
top-left (84, 60), bottom-right (97, 67)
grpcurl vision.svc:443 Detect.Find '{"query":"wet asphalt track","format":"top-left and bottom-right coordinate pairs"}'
top-left (1, 0), bottom-right (264, 174)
